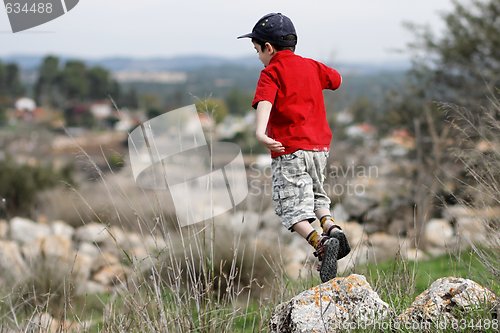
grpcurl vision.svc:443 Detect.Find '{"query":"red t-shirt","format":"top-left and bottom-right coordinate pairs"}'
top-left (252, 50), bottom-right (342, 158)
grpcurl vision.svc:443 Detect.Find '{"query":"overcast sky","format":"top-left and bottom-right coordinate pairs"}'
top-left (0, 0), bottom-right (456, 63)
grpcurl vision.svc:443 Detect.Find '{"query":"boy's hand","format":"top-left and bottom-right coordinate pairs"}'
top-left (256, 133), bottom-right (285, 153)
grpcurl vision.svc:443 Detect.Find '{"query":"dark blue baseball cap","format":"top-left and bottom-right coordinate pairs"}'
top-left (237, 13), bottom-right (297, 47)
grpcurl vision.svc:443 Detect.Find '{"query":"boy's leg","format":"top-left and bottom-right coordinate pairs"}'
top-left (293, 220), bottom-right (339, 282)
top-left (306, 150), bottom-right (351, 260)
top-left (292, 220), bottom-right (320, 247)
top-left (315, 209), bottom-right (351, 259)
top-left (272, 151), bottom-right (338, 281)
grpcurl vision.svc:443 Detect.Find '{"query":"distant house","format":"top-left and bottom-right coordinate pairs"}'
top-left (15, 97), bottom-right (36, 112)
top-left (114, 109), bottom-right (140, 132)
top-left (14, 97), bottom-right (44, 122)
top-left (216, 115), bottom-right (248, 140)
top-left (380, 128), bottom-right (416, 156)
top-left (335, 109), bottom-right (353, 125)
top-left (90, 101), bottom-right (113, 120)
top-left (113, 71), bottom-right (187, 84)
top-left (346, 123), bottom-right (377, 140)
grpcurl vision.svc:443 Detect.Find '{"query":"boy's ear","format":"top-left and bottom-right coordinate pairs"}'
top-left (264, 42), bottom-right (275, 54)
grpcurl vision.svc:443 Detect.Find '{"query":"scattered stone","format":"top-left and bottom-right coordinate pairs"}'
top-left (284, 262), bottom-right (306, 280)
top-left (28, 312), bottom-right (59, 333)
top-left (144, 234), bottom-right (167, 252)
top-left (332, 204), bottom-right (349, 223)
top-left (0, 220), bottom-right (8, 239)
top-left (104, 225), bottom-right (129, 249)
top-left (401, 247), bottom-right (429, 262)
top-left (425, 219), bottom-right (454, 248)
top-left (455, 217), bottom-right (488, 244)
top-left (51, 220), bottom-right (75, 239)
top-left (0, 240), bottom-right (29, 286)
top-left (79, 280), bottom-right (111, 294)
top-left (229, 211), bottom-right (260, 234)
top-left (398, 277), bottom-right (497, 328)
top-left (77, 242), bottom-right (101, 258)
top-left (342, 195), bottom-right (378, 219)
top-left (72, 253), bottom-right (94, 291)
top-left (22, 235), bottom-right (74, 265)
top-left (337, 244), bottom-right (373, 273)
top-left (367, 232), bottom-right (404, 262)
top-left (388, 218), bottom-right (409, 237)
top-left (92, 264), bottom-right (129, 287)
top-left (364, 206), bottom-right (391, 233)
top-left (9, 217), bottom-right (51, 244)
top-left (28, 312), bottom-right (83, 332)
top-left (92, 252), bottom-right (120, 273)
top-left (342, 221), bottom-right (367, 247)
top-left (269, 274), bottom-right (390, 332)
top-left (127, 232), bottom-right (143, 248)
top-left (74, 222), bottom-right (111, 244)
top-left (38, 235), bottom-right (73, 260)
top-left (443, 205), bottom-right (474, 220)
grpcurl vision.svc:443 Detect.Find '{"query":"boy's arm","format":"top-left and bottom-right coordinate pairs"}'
top-left (316, 61), bottom-right (342, 90)
top-left (255, 101), bottom-right (285, 153)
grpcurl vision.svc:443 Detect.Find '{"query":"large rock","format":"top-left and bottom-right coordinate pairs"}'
top-left (9, 217), bottom-right (51, 244)
top-left (269, 274), bottom-right (389, 332)
top-left (398, 277), bottom-right (497, 328)
top-left (0, 240), bottom-right (29, 286)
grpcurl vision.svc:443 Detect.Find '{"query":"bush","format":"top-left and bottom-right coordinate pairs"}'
top-left (0, 158), bottom-right (74, 218)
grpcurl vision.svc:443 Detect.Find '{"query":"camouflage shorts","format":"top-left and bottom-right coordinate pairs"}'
top-left (271, 150), bottom-right (331, 230)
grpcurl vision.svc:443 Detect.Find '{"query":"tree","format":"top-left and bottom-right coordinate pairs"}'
top-left (406, 0), bottom-right (499, 109)
top-left (379, 0), bottom-right (500, 249)
top-left (87, 66), bottom-right (120, 100)
top-left (7, 64), bottom-right (24, 96)
top-left (0, 62), bottom-right (24, 100)
top-left (59, 60), bottom-right (89, 101)
top-left (195, 98), bottom-right (229, 124)
top-left (349, 96), bottom-right (381, 125)
top-left (120, 87), bottom-right (139, 109)
top-left (225, 89), bottom-right (252, 116)
top-left (35, 55), bottom-right (60, 106)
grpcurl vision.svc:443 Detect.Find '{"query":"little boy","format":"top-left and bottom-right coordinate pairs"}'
top-left (238, 13), bottom-right (350, 282)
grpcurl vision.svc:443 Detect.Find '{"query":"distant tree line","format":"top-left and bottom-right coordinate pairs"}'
top-left (35, 55), bottom-right (138, 109)
top-left (0, 61), bottom-right (24, 124)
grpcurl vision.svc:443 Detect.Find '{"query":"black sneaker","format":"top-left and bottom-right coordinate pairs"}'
top-left (314, 237), bottom-right (339, 283)
top-left (324, 225), bottom-right (351, 260)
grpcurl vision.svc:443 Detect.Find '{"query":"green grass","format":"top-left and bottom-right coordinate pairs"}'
top-left (1, 247), bottom-right (496, 332)
top-left (355, 248), bottom-right (499, 312)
